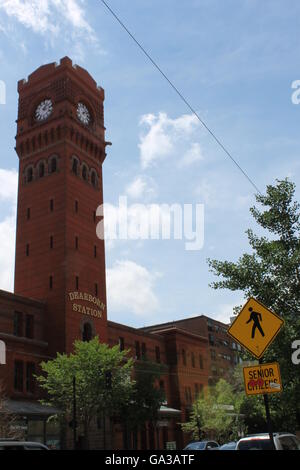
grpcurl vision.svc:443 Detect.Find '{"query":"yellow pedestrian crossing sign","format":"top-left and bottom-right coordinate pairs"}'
top-left (228, 298), bottom-right (284, 359)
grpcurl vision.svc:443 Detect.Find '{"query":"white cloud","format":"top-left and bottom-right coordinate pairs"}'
top-left (125, 175), bottom-right (157, 201)
top-left (195, 176), bottom-right (255, 212)
top-left (195, 178), bottom-right (218, 207)
top-left (0, 168), bottom-right (18, 292)
top-left (0, 168), bottom-right (18, 202)
top-left (106, 260), bottom-right (160, 316)
top-left (212, 300), bottom-right (244, 325)
top-left (0, 213), bottom-right (16, 292)
top-left (0, 0), bottom-right (100, 58)
top-left (139, 112), bottom-right (201, 169)
top-left (0, 0), bottom-right (91, 34)
top-left (178, 142), bottom-right (204, 168)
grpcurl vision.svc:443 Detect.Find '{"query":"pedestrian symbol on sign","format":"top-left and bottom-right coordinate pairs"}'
top-left (227, 297), bottom-right (284, 359)
top-left (246, 307), bottom-right (265, 339)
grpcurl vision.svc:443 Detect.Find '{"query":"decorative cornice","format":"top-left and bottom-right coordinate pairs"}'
top-left (16, 123), bottom-right (106, 165)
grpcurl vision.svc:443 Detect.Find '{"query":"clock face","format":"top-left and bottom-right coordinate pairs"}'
top-left (35, 99), bottom-right (53, 121)
top-left (77, 102), bottom-right (91, 125)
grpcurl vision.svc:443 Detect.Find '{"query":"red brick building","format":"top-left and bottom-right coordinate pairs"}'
top-left (0, 57), bottom-right (236, 449)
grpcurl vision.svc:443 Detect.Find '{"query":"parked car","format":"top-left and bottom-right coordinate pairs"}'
top-left (236, 433), bottom-right (300, 450)
top-left (184, 440), bottom-right (219, 450)
top-left (219, 441), bottom-right (237, 450)
top-left (0, 440), bottom-right (49, 451)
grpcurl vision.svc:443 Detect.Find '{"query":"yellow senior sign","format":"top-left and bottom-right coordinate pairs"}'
top-left (243, 362), bottom-right (282, 396)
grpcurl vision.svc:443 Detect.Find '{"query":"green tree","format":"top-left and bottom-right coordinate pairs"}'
top-left (120, 360), bottom-right (167, 449)
top-left (230, 364), bottom-right (268, 434)
top-left (208, 179), bottom-right (300, 430)
top-left (36, 337), bottom-right (134, 449)
top-left (182, 380), bottom-right (246, 444)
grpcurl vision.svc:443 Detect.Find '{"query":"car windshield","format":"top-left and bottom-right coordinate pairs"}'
top-left (220, 442), bottom-right (236, 450)
top-left (185, 442), bottom-right (206, 450)
top-left (238, 439), bottom-right (274, 450)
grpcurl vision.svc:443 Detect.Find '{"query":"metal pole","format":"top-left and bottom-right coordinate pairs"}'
top-left (73, 376), bottom-right (77, 450)
top-left (259, 358), bottom-right (275, 449)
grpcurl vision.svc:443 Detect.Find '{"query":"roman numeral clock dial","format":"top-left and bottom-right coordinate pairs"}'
top-left (35, 99), bottom-right (53, 121)
top-left (77, 102), bottom-right (91, 126)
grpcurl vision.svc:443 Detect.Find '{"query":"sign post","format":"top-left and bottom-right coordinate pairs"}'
top-left (228, 298), bottom-right (284, 448)
top-left (259, 359), bottom-right (275, 449)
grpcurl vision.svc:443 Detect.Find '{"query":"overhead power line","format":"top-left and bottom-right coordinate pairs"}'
top-left (100, 0), bottom-right (262, 195)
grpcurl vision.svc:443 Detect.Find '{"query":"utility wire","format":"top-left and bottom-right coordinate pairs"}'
top-left (100, 0), bottom-right (262, 195)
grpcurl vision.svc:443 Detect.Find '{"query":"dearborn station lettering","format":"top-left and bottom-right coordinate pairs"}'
top-left (69, 292), bottom-right (105, 319)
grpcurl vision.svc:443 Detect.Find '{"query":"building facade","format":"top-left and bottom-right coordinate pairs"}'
top-left (0, 57), bottom-right (236, 449)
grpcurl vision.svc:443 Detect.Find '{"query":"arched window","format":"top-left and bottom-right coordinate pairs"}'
top-left (72, 157), bottom-right (79, 175)
top-left (27, 167), bottom-right (33, 183)
top-left (82, 165), bottom-right (88, 181)
top-left (38, 162), bottom-right (45, 178)
top-left (82, 323), bottom-right (93, 342)
top-left (91, 170), bottom-right (98, 188)
top-left (49, 156), bottom-right (58, 174)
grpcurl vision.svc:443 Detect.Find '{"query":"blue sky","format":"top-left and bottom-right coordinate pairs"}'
top-left (0, 0), bottom-right (300, 327)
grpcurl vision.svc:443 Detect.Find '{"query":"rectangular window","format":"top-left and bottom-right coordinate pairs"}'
top-left (13, 312), bottom-right (23, 337)
top-left (27, 208), bottom-right (31, 220)
top-left (195, 383), bottom-right (199, 398)
top-left (135, 341), bottom-right (141, 360)
top-left (50, 235), bottom-right (54, 249)
top-left (155, 346), bottom-right (161, 364)
top-left (49, 275), bottom-right (53, 290)
top-left (119, 337), bottom-right (125, 352)
top-left (211, 349), bottom-right (216, 360)
top-left (50, 199), bottom-right (54, 212)
top-left (26, 363), bottom-right (36, 394)
top-left (185, 387), bottom-right (192, 404)
top-left (191, 352), bottom-right (195, 368)
top-left (141, 342), bottom-right (147, 360)
top-left (94, 246), bottom-right (97, 258)
top-left (25, 314), bottom-right (34, 339)
top-left (182, 349), bottom-right (186, 366)
top-left (199, 354), bottom-right (203, 369)
top-left (93, 210), bottom-right (96, 223)
top-left (75, 200), bottom-right (79, 213)
top-left (26, 243), bottom-right (30, 257)
top-left (14, 361), bottom-right (24, 392)
top-left (75, 236), bottom-right (79, 250)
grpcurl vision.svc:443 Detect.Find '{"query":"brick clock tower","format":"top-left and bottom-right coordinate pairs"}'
top-left (14, 57), bottom-right (108, 355)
